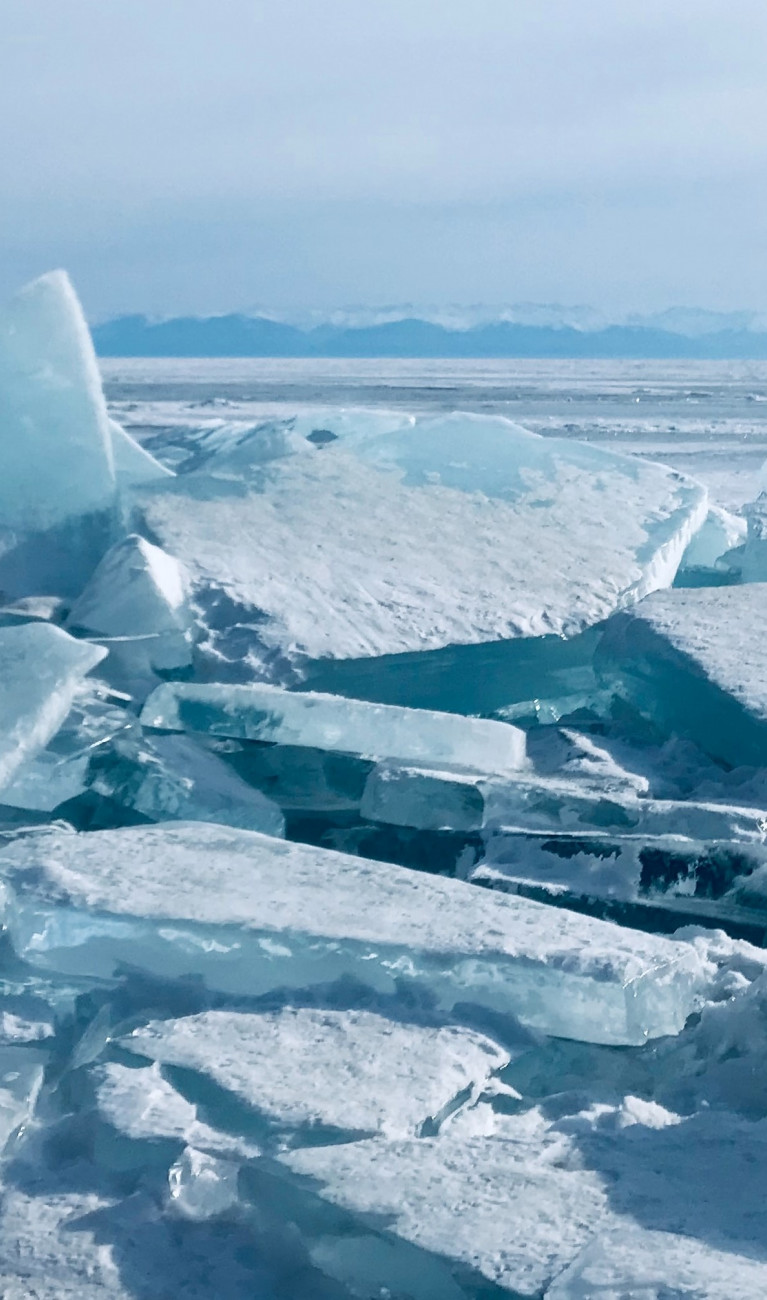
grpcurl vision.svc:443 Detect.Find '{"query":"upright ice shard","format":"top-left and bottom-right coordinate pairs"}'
top-left (600, 585), bottom-right (767, 767)
top-left (109, 418), bottom-right (175, 490)
top-left (140, 412), bottom-right (707, 697)
top-left (0, 823), bottom-right (707, 1044)
top-left (67, 534), bottom-right (194, 690)
top-left (0, 624), bottom-right (107, 788)
top-left (0, 272), bottom-right (118, 596)
top-left (141, 681), bottom-right (527, 772)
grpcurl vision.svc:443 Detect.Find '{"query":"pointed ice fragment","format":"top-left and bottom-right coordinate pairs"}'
top-left (109, 417), bottom-right (175, 489)
top-left (0, 823), bottom-right (707, 1044)
top-left (67, 534), bottom-right (193, 688)
top-left (0, 271), bottom-right (118, 596)
top-left (0, 624), bottom-right (106, 788)
top-left (122, 1008), bottom-right (509, 1141)
top-left (140, 681), bottom-right (526, 772)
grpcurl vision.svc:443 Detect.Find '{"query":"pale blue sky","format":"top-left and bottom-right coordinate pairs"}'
top-left (2, 0), bottom-right (767, 316)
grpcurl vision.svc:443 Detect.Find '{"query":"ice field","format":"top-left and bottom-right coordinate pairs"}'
top-left (0, 274), bottom-right (766, 1295)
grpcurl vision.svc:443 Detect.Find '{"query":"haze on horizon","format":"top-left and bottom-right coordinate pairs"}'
top-left (3, 0), bottom-right (767, 320)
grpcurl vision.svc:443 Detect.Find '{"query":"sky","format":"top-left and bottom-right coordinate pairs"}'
top-left (2, 0), bottom-right (767, 318)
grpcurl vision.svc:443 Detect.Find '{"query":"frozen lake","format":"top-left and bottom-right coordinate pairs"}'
top-left (102, 356), bottom-right (767, 511)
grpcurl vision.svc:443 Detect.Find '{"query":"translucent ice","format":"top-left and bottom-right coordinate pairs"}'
top-left (0, 624), bottom-right (106, 789)
top-left (122, 1007), bottom-right (509, 1140)
top-left (600, 586), bottom-right (767, 767)
top-left (141, 411), bottom-right (706, 670)
top-left (0, 823), bottom-right (707, 1044)
top-left (0, 272), bottom-right (118, 595)
top-left (168, 1147), bottom-right (240, 1221)
top-left (141, 681), bottom-right (526, 772)
top-left (109, 418), bottom-right (175, 490)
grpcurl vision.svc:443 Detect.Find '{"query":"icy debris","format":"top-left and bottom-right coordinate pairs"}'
top-left (122, 1007), bottom-right (509, 1140)
top-left (677, 504), bottom-right (746, 574)
top-left (0, 1046), bottom-right (46, 1152)
top-left (0, 624), bottom-right (106, 790)
top-left (141, 680), bottom-right (527, 772)
top-left (141, 412), bottom-right (706, 668)
top-left (600, 586), bottom-right (767, 767)
top-left (168, 1147), bottom-right (240, 1220)
top-left (0, 823), bottom-right (707, 1044)
top-left (67, 534), bottom-right (193, 688)
top-left (282, 1130), bottom-right (608, 1298)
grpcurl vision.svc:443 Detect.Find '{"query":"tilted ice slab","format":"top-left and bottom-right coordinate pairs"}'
top-left (141, 412), bottom-right (707, 666)
top-left (122, 1008), bottom-right (509, 1141)
top-left (141, 681), bottom-right (526, 772)
top-left (600, 586), bottom-right (767, 767)
top-left (0, 823), bottom-right (706, 1045)
top-left (67, 534), bottom-right (194, 686)
top-left (108, 418), bottom-right (174, 490)
top-left (282, 1131), bottom-right (608, 1298)
top-left (0, 624), bottom-right (107, 789)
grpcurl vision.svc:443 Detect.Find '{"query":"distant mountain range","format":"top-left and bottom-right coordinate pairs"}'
top-left (93, 307), bottom-right (767, 359)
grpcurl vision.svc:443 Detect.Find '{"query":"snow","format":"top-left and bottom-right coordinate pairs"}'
top-left (0, 822), bottom-right (706, 1045)
top-left (141, 680), bottom-right (527, 772)
top-left (141, 412), bottom-right (707, 667)
top-left (0, 624), bottom-right (106, 789)
top-left (122, 1007), bottom-right (509, 1140)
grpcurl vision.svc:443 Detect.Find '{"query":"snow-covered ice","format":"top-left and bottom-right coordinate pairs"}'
top-left (0, 822), bottom-right (706, 1044)
top-left (122, 1007), bottom-right (510, 1140)
top-left (141, 412), bottom-right (707, 670)
top-left (601, 585), bottom-right (767, 767)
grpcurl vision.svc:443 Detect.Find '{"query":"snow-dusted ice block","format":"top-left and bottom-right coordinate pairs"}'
top-left (122, 1008), bottom-right (509, 1141)
top-left (0, 624), bottom-right (107, 789)
top-left (67, 534), bottom-right (193, 687)
top-left (282, 1133), bottom-right (608, 1298)
top-left (0, 272), bottom-right (118, 595)
top-left (141, 681), bottom-right (527, 772)
top-left (600, 586), bottom-right (767, 767)
top-left (141, 412), bottom-right (707, 668)
top-left (0, 824), bottom-right (706, 1045)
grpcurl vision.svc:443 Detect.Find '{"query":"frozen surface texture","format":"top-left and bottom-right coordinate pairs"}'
top-left (0, 823), bottom-right (705, 1044)
top-left (142, 412), bottom-right (706, 667)
top-left (122, 1007), bottom-right (509, 1139)
top-left (0, 624), bottom-right (106, 789)
top-left (141, 680), bottom-right (527, 771)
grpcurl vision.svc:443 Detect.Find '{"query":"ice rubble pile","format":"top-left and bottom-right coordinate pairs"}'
top-left (0, 273), bottom-right (764, 1297)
